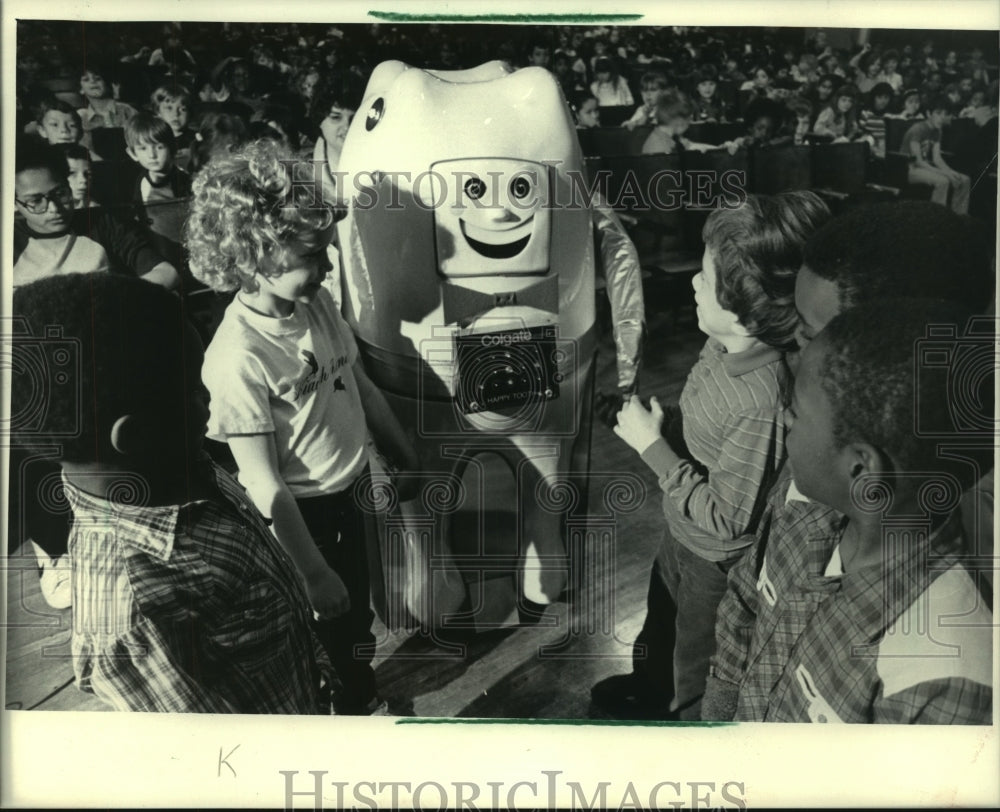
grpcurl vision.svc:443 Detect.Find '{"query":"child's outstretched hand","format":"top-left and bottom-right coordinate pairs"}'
top-left (306, 565), bottom-right (351, 620)
top-left (613, 394), bottom-right (664, 455)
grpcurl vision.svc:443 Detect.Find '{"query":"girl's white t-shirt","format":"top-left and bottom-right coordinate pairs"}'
top-left (203, 287), bottom-right (368, 497)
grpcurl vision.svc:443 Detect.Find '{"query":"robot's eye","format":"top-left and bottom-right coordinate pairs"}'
top-left (464, 177), bottom-right (487, 200)
top-left (509, 175), bottom-right (532, 200)
top-left (365, 97), bottom-right (385, 131)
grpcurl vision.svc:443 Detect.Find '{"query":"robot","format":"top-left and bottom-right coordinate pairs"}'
top-left (335, 60), bottom-right (643, 631)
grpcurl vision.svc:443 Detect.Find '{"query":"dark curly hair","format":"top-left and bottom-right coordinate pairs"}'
top-left (802, 201), bottom-right (995, 316)
top-left (185, 139), bottom-right (341, 293)
top-left (818, 298), bottom-right (994, 490)
top-left (703, 191), bottom-right (832, 352)
top-left (10, 274), bottom-right (192, 464)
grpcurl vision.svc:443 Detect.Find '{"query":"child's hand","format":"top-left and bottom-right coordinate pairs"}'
top-left (306, 566), bottom-right (350, 620)
top-left (613, 395), bottom-right (664, 455)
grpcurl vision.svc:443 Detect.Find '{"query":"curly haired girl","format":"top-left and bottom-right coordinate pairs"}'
top-left (186, 140), bottom-right (418, 715)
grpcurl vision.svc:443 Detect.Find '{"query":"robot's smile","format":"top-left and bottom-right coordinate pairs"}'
top-left (460, 217), bottom-right (533, 259)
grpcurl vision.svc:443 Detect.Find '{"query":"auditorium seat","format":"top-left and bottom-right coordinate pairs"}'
top-left (811, 141), bottom-right (869, 196)
top-left (577, 125), bottom-right (652, 157)
top-left (749, 144), bottom-right (812, 194)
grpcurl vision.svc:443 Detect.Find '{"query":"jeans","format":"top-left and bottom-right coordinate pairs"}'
top-left (297, 474), bottom-right (377, 711)
top-left (633, 527), bottom-right (737, 720)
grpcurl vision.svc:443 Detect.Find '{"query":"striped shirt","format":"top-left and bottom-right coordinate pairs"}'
top-left (65, 459), bottom-right (332, 713)
top-left (711, 475), bottom-right (993, 724)
top-left (641, 338), bottom-right (786, 561)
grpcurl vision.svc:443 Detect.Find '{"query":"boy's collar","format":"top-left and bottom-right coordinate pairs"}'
top-left (719, 340), bottom-right (783, 377)
top-left (144, 166), bottom-right (176, 188)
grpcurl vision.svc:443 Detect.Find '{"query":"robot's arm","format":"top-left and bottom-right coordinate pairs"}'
top-left (593, 193), bottom-right (645, 395)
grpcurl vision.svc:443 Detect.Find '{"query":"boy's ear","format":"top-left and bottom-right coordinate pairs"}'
top-left (843, 441), bottom-right (890, 481)
top-left (125, 147), bottom-right (137, 162)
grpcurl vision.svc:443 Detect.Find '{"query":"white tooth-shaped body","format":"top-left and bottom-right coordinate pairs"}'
top-left (337, 61), bottom-right (597, 629)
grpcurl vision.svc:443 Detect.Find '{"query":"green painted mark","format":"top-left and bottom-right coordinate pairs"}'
top-left (395, 718), bottom-right (733, 727)
top-left (369, 11), bottom-right (643, 23)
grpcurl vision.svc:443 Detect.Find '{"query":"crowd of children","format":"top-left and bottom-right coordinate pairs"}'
top-left (8, 21), bottom-right (996, 721)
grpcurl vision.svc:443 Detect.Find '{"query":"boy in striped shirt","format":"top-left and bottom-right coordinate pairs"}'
top-left (591, 192), bottom-right (830, 720)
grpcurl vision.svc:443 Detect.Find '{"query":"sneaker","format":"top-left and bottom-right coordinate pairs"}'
top-left (590, 673), bottom-right (675, 721)
top-left (32, 541), bottom-right (71, 610)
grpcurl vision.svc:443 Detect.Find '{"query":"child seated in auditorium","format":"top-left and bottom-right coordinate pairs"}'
top-left (813, 85), bottom-right (872, 144)
top-left (57, 143), bottom-right (96, 208)
top-left (690, 65), bottom-right (727, 123)
top-left (311, 87), bottom-right (357, 205)
top-left (187, 140), bottom-right (419, 715)
top-left (901, 95), bottom-right (970, 215)
top-left (78, 64), bottom-right (138, 132)
top-left (641, 94), bottom-right (718, 155)
top-left (791, 53), bottom-right (819, 86)
top-left (886, 88), bottom-right (923, 120)
top-left (590, 57), bottom-right (634, 108)
top-left (187, 110), bottom-right (248, 175)
top-left (622, 71), bottom-right (670, 129)
top-left (124, 113), bottom-right (192, 264)
top-left (151, 83), bottom-right (195, 166)
top-left (860, 82), bottom-right (894, 156)
top-left (787, 98), bottom-right (814, 145)
top-left (959, 88), bottom-right (988, 119)
top-left (34, 97), bottom-right (101, 161)
top-left (703, 299), bottom-right (992, 723)
top-left (877, 50), bottom-right (904, 93)
top-left (726, 98), bottom-right (793, 150)
top-left (14, 141), bottom-right (178, 290)
top-left (571, 93), bottom-right (601, 129)
top-left (10, 273), bottom-right (332, 714)
top-left (590, 192), bottom-right (831, 721)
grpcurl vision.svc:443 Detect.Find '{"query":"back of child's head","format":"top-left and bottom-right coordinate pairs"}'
top-left (802, 201), bottom-right (994, 315)
top-left (151, 83), bottom-right (191, 110)
top-left (815, 298), bottom-right (993, 491)
top-left (188, 110), bottom-right (249, 174)
top-left (124, 112), bottom-right (176, 152)
top-left (640, 71), bottom-right (669, 91)
top-left (654, 93), bottom-right (692, 126)
top-left (10, 273), bottom-right (191, 464)
top-left (703, 191), bottom-right (832, 351)
top-left (186, 139), bottom-right (342, 294)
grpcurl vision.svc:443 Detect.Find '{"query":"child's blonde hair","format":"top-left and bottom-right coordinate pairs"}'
top-left (185, 139), bottom-right (341, 293)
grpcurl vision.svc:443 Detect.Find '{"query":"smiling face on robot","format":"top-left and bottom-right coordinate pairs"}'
top-left (430, 158), bottom-right (551, 277)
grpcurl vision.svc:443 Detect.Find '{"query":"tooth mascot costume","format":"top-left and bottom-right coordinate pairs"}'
top-left (335, 60), bottom-right (644, 631)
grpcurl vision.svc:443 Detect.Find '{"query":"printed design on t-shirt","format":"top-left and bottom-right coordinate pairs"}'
top-left (300, 349), bottom-right (319, 377)
top-left (292, 348), bottom-right (350, 402)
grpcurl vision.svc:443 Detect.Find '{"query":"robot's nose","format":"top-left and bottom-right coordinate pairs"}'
top-left (489, 207), bottom-right (522, 224)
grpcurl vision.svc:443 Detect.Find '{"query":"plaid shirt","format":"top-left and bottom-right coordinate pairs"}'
top-left (65, 459), bottom-right (332, 713)
top-left (712, 471), bottom-right (993, 724)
